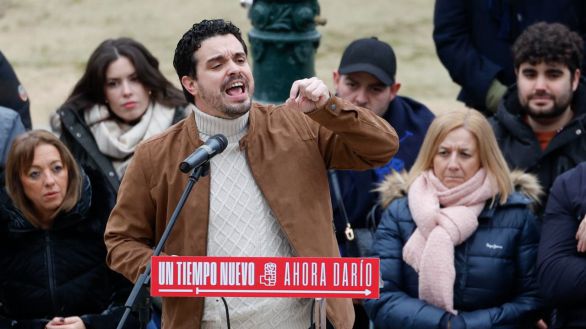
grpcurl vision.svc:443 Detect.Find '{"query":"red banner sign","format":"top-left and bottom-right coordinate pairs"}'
top-left (151, 256), bottom-right (379, 299)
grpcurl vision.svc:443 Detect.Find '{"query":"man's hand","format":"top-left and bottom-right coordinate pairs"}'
top-left (45, 316), bottom-right (86, 329)
top-left (286, 77), bottom-right (330, 113)
top-left (577, 215), bottom-right (586, 253)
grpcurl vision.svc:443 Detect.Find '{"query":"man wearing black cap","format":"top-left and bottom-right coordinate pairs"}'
top-left (329, 37), bottom-right (435, 328)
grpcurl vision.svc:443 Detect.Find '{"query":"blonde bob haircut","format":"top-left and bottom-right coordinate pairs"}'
top-left (408, 108), bottom-right (513, 204)
top-left (5, 130), bottom-right (82, 227)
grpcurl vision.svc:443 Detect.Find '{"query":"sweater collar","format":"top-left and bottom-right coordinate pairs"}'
top-left (191, 104), bottom-right (249, 143)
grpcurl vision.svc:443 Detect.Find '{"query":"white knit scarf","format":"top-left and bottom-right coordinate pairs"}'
top-left (84, 102), bottom-right (175, 178)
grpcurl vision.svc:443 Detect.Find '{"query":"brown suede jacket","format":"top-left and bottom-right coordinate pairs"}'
top-left (104, 96), bottom-right (399, 329)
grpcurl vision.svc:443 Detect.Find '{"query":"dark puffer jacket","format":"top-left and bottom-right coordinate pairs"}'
top-left (538, 162), bottom-right (586, 329)
top-left (0, 173), bottom-right (138, 329)
top-left (364, 171), bottom-right (543, 329)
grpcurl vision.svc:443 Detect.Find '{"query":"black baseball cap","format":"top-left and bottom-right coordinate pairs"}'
top-left (338, 37), bottom-right (397, 86)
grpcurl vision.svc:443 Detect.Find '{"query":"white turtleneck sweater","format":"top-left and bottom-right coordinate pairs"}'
top-left (193, 107), bottom-right (311, 329)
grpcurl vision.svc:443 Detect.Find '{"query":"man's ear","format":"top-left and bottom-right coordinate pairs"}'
top-left (390, 82), bottom-right (401, 96)
top-left (333, 71), bottom-right (341, 85)
top-left (181, 75), bottom-right (198, 97)
top-left (389, 82), bottom-right (401, 101)
top-left (572, 69), bottom-right (581, 92)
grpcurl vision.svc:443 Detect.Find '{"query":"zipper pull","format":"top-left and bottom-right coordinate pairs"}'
top-left (345, 223), bottom-right (355, 241)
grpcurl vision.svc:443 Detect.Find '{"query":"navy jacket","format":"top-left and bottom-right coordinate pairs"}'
top-left (330, 96), bottom-right (434, 251)
top-left (538, 163), bottom-right (586, 328)
top-left (433, 0), bottom-right (586, 113)
top-left (365, 190), bottom-right (542, 328)
top-left (490, 83), bottom-right (586, 208)
top-left (0, 51), bottom-right (31, 129)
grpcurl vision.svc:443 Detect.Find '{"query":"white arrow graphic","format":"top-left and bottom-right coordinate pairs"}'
top-left (159, 288), bottom-right (194, 293)
top-left (194, 287), bottom-right (371, 296)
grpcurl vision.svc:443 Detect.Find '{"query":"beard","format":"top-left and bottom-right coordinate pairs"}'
top-left (223, 100), bottom-right (252, 118)
top-left (520, 90), bottom-right (573, 120)
top-left (198, 76), bottom-right (252, 119)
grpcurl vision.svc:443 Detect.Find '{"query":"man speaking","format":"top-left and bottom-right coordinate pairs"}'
top-left (104, 19), bottom-right (398, 329)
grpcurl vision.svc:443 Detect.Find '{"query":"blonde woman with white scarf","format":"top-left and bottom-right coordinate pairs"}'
top-left (52, 38), bottom-right (188, 222)
top-left (364, 109), bottom-right (545, 329)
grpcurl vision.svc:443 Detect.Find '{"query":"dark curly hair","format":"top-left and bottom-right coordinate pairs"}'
top-left (513, 22), bottom-right (584, 75)
top-left (64, 37), bottom-right (187, 111)
top-left (173, 19), bottom-right (248, 103)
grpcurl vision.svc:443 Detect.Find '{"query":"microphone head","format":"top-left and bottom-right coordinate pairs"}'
top-left (211, 134), bottom-right (228, 153)
top-left (178, 134), bottom-right (229, 173)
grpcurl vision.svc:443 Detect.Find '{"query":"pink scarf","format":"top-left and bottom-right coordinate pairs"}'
top-left (403, 169), bottom-right (497, 313)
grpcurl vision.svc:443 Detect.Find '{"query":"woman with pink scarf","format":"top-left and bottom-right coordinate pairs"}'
top-left (364, 109), bottom-right (544, 329)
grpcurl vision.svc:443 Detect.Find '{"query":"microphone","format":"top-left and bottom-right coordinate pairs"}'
top-left (179, 134), bottom-right (228, 173)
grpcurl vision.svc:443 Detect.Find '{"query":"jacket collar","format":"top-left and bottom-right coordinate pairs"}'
top-left (478, 192), bottom-right (533, 218)
top-left (377, 169), bottom-right (542, 210)
top-left (185, 102), bottom-right (263, 149)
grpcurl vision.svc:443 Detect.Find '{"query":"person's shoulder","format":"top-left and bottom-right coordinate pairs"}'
top-left (501, 191), bottom-right (534, 207)
top-left (561, 162), bottom-right (586, 178)
top-left (0, 106), bottom-right (21, 121)
top-left (54, 102), bottom-right (87, 126)
top-left (551, 162), bottom-right (586, 191)
top-left (489, 106), bottom-right (514, 137)
top-left (486, 192), bottom-right (537, 231)
top-left (388, 96), bottom-right (435, 130)
top-left (378, 196), bottom-right (414, 230)
top-left (490, 172), bottom-right (542, 211)
top-left (377, 170), bottom-right (408, 207)
top-left (251, 101), bottom-right (301, 118)
top-left (139, 116), bottom-right (190, 149)
top-left (377, 171), bottom-right (412, 222)
top-left (394, 95), bottom-right (434, 116)
top-left (387, 196), bottom-right (409, 215)
top-left (0, 106), bottom-right (24, 135)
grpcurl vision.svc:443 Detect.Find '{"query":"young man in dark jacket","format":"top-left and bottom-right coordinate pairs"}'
top-left (538, 162), bottom-right (586, 328)
top-left (490, 22), bottom-right (586, 209)
top-left (434, 0), bottom-right (586, 115)
top-left (330, 37), bottom-right (434, 329)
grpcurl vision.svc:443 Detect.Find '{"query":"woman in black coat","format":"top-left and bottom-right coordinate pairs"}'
top-left (0, 130), bottom-right (138, 329)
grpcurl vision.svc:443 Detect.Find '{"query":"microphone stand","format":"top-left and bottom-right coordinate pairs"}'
top-left (309, 298), bottom-right (327, 329)
top-left (116, 162), bottom-right (211, 329)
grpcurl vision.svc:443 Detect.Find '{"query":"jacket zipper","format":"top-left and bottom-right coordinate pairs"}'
top-left (45, 232), bottom-right (58, 312)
